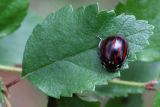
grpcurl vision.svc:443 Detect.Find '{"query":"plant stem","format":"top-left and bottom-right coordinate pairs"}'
top-left (2, 87), bottom-right (12, 107)
top-left (109, 79), bottom-right (145, 87)
top-left (3, 94), bottom-right (12, 107)
top-left (0, 65), bottom-right (22, 73)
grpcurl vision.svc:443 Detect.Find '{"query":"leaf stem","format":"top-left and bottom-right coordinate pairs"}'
top-left (0, 65), bottom-right (22, 73)
top-left (109, 79), bottom-right (145, 88)
top-left (109, 79), bottom-right (159, 91)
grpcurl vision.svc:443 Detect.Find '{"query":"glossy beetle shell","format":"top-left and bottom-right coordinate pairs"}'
top-left (99, 35), bottom-right (128, 72)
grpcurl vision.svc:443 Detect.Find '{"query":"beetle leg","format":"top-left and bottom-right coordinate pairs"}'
top-left (96, 35), bottom-right (103, 48)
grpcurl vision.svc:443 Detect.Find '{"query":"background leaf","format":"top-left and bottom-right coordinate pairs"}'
top-left (0, 0), bottom-right (29, 37)
top-left (115, 0), bottom-right (160, 62)
top-left (22, 4), bottom-right (153, 98)
top-left (154, 92), bottom-right (160, 107)
top-left (121, 62), bottom-right (160, 82)
top-left (0, 12), bottom-right (43, 65)
top-left (118, 0), bottom-right (127, 4)
top-left (57, 96), bottom-right (99, 107)
top-left (105, 94), bottom-right (143, 107)
top-left (0, 79), bottom-right (3, 105)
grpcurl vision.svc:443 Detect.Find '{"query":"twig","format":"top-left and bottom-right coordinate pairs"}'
top-left (0, 65), bottom-right (22, 89)
top-left (3, 94), bottom-right (12, 107)
top-left (2, 86), bottom-right (12, 107)
top-left (145, 80), bottom-right (158, 91)
top-left (6, 78), bottom-right (21, 89)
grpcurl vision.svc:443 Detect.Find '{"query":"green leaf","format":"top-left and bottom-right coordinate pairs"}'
top-left (116, 0), bottom-right (160, 61)
top-left (155, 81), bottom-right (160, 90)
top-left (154, 92), bottom-right (160, 107)
top-left (0, 79), bottom-right (3, 105)
top-left (95, 83), bottom-right (145, 98)
top-left (57, 96), bottom-right (99, 107)
top-left (0, 0), bottom-right (29, 37)
top-left (105, 94), bottom-right (143, 107)
top-left (121, 61), bottom-right (160, 82)
top-left (78, 79), bottom-right (146, 101)
top-left (23, 4), bottom-right (119, 98)
top-left (22, 4), bottom-right (153, 98)
top-left (0, 12), bottom-right (43, 65)
top-left (118, 0), bottom-right (127, 4)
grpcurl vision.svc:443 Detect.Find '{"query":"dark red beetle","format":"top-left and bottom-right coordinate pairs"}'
top-left (98, 35), bottom-right (128, 72)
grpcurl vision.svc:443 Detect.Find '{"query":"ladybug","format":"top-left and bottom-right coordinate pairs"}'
top-left (97, 35), bottom-right (128, 72)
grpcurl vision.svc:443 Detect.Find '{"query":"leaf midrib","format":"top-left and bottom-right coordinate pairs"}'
top-left (23, 46), bottom-right (98, 78)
